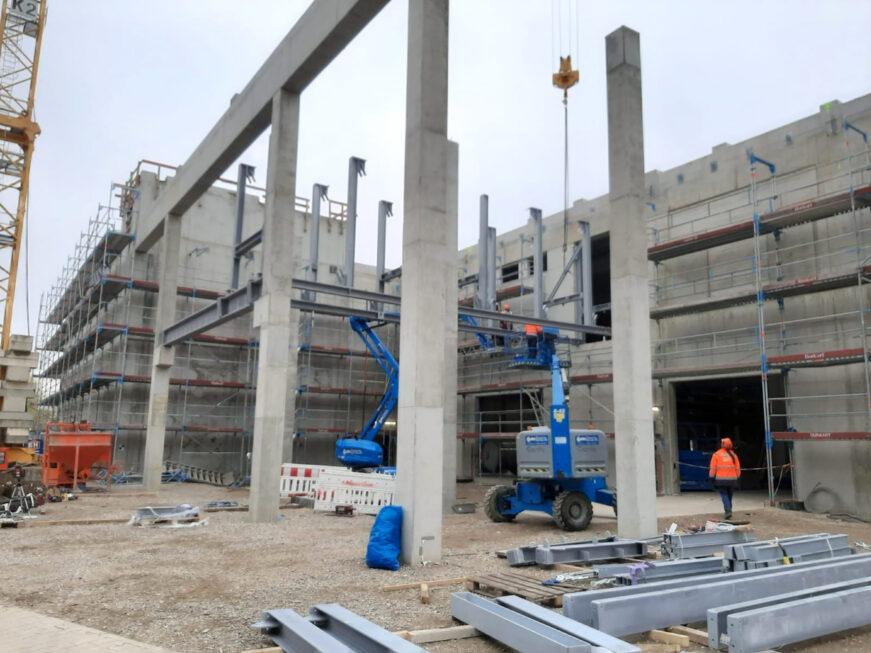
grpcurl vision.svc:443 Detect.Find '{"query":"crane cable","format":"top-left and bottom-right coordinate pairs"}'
top-left (552, 0), bottom-right (580, 264)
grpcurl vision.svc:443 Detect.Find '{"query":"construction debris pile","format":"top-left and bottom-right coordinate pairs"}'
top-left (129, 504), bottom-right (205, 528)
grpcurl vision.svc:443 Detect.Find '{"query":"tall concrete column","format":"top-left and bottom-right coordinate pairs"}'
top-left (248, 88), bottom-right (300, 523)
top-left (476, 195), bottom-right (489, 309)
top-left (142, 214), bottom-right (182, 490)
top-left (606, 26), bottom-right (657, 538)
top-left (443, 140), bottom-right (459, 512)
top-left (530, 208), bottom-right (543, 318)
top-left (397, 0), bottom-right (450, 565)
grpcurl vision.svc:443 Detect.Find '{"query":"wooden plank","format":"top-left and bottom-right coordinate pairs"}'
top-left (648, 629), bottom-right (690, 647)
top-left (404, 625), bottom-right (478, 645)
top-left (665, 625), bottom-right (709, 646)
top-left (29, 517), bottom-right (129, 527)
top-left (638, 644), bottom-right (680, 653)
top-left (382, 576), bottom-right (467, 592)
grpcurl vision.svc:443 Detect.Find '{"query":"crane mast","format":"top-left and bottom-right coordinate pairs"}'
top-left (0, 0), bottom-right (45, 351)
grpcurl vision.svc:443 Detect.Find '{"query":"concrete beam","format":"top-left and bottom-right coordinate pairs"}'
top-left (443, 140), bottom-right (459, 512)
top-left (248, 89), bottom-right (301, 523)
top-left (396, 0), bottom-right (450, 565)
top-left (606, 26), bottom-right (657, 539)
top-left (135, 0), bottom-right (388, 253)
top-left (142, 214), bottom-right (182, 490)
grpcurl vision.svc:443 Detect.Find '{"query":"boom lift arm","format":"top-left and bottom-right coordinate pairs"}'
top-left (334, 316), bottom-right (398, 468)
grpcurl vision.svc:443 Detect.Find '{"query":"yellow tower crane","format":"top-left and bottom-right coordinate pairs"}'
top-left (0, 0), bottom-right (46, 352)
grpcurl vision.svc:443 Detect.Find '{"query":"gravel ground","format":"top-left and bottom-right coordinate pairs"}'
top-left (3, 483), bottom-right (871, 652)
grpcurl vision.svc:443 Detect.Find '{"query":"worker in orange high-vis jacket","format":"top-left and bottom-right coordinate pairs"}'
top-left (709, 437), bottom-right (741, 520)
top-left (525, 322), bottom-right (543, 358)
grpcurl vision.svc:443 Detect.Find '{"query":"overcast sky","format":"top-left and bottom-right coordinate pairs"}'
top-left (19, 0), bottom-right (871, 336)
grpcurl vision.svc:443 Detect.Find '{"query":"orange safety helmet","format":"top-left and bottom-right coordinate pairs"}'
top-left (721, 437), bottom-right (733, 450)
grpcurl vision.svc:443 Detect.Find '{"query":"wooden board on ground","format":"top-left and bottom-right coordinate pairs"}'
top-left (28, 517), bottom-right (130, 527)
top-left (666, 625), bottom-right (709, 646)
top-left (466, 572), bottom-right (582, 608)
top-left (648, 629), bottom-right (690, 647)
top-left (382, 576), bottom-right (467, 592)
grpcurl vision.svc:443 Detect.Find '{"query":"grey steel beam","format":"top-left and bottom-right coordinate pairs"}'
top-left (136, 0), bottom-right (389, 253)
top-left (595, 556), bottom-right (724, 582)
top-left (707, 577), bottom-right (871, 650)
top-left (477, 194), bottom-right (489, 309)
top-left (451, 592), bottom-right (591, 653)
top-left (530, 207), bottom-right (543, 318)
top-left (375, 200), bottom-right (393, 294)
top-left (726, 585), bottom-right (871, 653)
top-left (344, 157), bottom-right (366, 287)
top-left (589, 555), bottom-right (871, 636)
top-left (487, 226), bottom-right (497, 310)
top-left (544, 240), bottom-right (580, 306)
top-left (508, 537), bottom-right (618, 567)
top-left (253, 608), bottom-right (352, 653)
top-left (164, 278), bottom-right (263, 346)
top-left (563, 554), bottom-right (871, 627)
top-left (579, 221), bottom-right (592, 329)
top-left (235, 229), bottom-right (263, 261)
top-left (306, 183), bottom-right (329, 299)
top-left (308, 603), bottom-right (424, 653)
top-left (534, 540), bottom-right (646, 566)
top-left (495, 595), bottom-right (640, 653)
top-left (231, 163), bottom-right (256, 289)
top-left (163, 278), bottom-right (612, 346)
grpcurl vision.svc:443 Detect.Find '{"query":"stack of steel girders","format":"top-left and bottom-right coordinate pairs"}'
top-left (507, 536), bottom-right (619, 567)
top-left (661, 528), bottom-right (754, 558)
top-left (724, 533), bottom-right (852, 570)
top-left (452, 591), bottom-right (640, 653)
top-left (253, 603), bottom-right (425, 652)
top-left (561, 553), bottom-right (871, 651)
top-left (532, 539), bottom-right (648, 567)
top-left (594, 556), bottom-right (724, 584)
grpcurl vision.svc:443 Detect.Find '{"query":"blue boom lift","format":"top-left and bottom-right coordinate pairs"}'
top-left (484, 352), bottom-right (615, 530)
top-left (334, 316), bottom-right (398, 469)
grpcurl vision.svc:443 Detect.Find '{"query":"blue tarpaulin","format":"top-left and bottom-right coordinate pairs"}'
top-left (366, 505), bottom-right (403, 571)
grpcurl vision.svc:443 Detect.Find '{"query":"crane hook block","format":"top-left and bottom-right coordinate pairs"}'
top-left (552, 55), bottom-right (579, 93)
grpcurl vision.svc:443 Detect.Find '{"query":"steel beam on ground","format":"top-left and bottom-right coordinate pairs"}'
top-left (495, 595), bottom-right (640, 653)
top-left (727, 585), bottom-right (871, 653)
top-left (707, 577), bottom-right (871, 650)
top-left (508, 537), bottom-right (619, 567)
top-left (451, 592), bottom-right (591, 653)
top-left (534, 540), bottom-right (646, 566)
top-left (562, 554), bottom-right (871, 626)
top-left (135, 0), bottom-right (389, 253)
top-left (308, 603), bottom-right (424, 653)
top-left (596, 556), bottom-right (724, 582)
top-left (253, 608), bottom-right (352, 653)
top-left (589, 555), bottom-right (871, 636)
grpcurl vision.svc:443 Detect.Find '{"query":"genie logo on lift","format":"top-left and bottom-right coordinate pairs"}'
top-left (553, 408), bottom-right (566, 423)
top-left (574, 434), bottom-right (600, 446)
top-left (525, 434), bottom-right (549, 447)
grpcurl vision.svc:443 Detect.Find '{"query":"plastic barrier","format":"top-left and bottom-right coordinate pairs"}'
top-left (313, 467), bottom-right (396, 515)
top-left (279, 463), bottom-right (335, 498)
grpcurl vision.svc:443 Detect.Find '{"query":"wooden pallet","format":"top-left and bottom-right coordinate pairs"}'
top-left (465, 572), bottom-right (582, 607)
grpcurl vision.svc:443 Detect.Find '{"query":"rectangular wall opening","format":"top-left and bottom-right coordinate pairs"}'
top-left (476, 391), bottom-right (542, 475)
top-left (674, 375), bottom-right (789, 492)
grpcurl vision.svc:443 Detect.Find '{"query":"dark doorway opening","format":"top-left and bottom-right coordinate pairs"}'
top-left (587, 233), bottom-right (610, 342)
top-left (477, 391), bottom-right (542, 475)
top-left (674, 375), bottom-right (790, 492)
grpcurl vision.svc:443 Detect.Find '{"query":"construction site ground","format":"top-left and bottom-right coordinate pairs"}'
top-left (4, 481), bottom-right (871, 653)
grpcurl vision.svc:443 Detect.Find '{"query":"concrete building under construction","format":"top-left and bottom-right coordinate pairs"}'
top-left (37, 91), bottom-right (871, 517)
